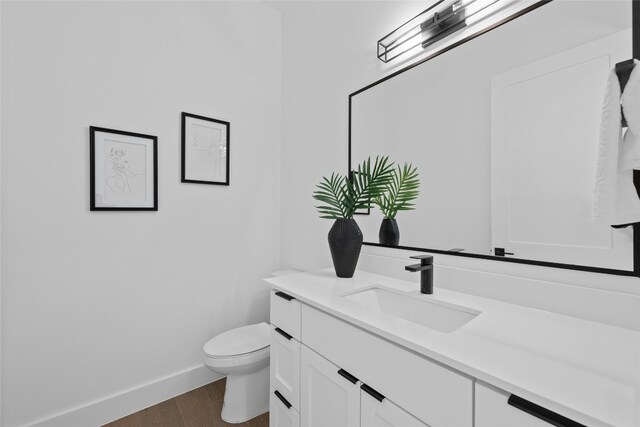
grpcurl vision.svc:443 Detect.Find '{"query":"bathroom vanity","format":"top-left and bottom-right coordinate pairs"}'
top-left (265, 270), bottom-right (639, 427)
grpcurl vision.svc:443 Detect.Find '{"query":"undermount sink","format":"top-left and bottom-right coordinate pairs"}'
top-left (342, 286), bottom-right (480, 333)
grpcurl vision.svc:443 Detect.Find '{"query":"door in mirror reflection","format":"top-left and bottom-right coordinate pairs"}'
top-left (491, 29), bottom-right (633, 270)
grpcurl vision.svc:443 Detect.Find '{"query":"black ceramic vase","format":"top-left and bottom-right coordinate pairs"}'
top-left (328, 218), bottom-right (363, 278)
top-left (379, 218), bottom-right (400, 246)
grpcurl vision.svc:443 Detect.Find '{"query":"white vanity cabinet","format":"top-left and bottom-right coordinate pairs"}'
top-left (269, 290), bottom-right (472, 427)
top-left (267, 289), bottom-right (582, 427)
top-left (266, 270), bottom-right (636, 427)
top-left (301, 304), bottom-right (473, 427)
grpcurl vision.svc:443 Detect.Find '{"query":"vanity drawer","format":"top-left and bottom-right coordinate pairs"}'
top-left (270, 290), bottom-right (301, 340)
top-left (270, 386), bottom-right (301, 427)
top-left (270, 325), bottom-right (300, 410)
top-left (301, 304), bottom-right (473, 427)
top-left (475, 382), bottom-right (581, 427)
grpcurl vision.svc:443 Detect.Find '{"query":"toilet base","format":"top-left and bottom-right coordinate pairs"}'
top-left (221, 365), bottom-right (270, 423)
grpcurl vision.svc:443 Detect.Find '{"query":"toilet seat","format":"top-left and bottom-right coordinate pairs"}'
top-left (204, 346), bottom-right (269, 370)
top-left (204, 322), bottom-right (270, 358)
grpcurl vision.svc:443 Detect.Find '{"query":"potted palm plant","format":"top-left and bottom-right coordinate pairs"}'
top-left (313, 156), bottom-right (394, 277)
top-left (374, 163), bottom-right (420, 246)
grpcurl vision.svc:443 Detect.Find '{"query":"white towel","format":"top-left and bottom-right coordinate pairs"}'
top-left (620, 60), bottom-right (640, 171)
top-left (592, 60), bottom-right (640, 225)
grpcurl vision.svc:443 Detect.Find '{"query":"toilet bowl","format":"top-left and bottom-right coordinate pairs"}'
top-left (203, 322), bottom-right (270, 423)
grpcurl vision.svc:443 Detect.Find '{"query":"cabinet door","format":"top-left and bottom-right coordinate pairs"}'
top-left (270, 325), bottom-right (301, 409)
top-left (361, 389), bottom-right (429, 427)
top-left (300, 345), bottom-right (360, 427)
top-left (270, 386), bottom-right (301, 427)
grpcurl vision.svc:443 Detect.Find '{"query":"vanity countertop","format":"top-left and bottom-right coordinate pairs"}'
top-left (264, 269), bottom-right (640, 427)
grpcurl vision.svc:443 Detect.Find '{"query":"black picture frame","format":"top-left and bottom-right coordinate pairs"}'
top-left (181, 112), bottom-right (230, 186)
top-left (90, 126), bottom-right (158, 211)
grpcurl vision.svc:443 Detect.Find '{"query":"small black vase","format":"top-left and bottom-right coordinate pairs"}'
top-left (379, 218), bottom-right (400, 246)
top-left (328, 218), bottom-right (363, 278)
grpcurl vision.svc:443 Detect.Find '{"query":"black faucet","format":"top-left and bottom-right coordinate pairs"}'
top-left (405, 255), bottom-right (434, 294)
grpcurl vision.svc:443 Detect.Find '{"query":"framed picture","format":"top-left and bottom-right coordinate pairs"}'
top-left (354, 207), bottom-right (371, 215)
top-left (181, 112), bottom-right (230, 185)
top-left (90, 126), bottom-right (158, 211)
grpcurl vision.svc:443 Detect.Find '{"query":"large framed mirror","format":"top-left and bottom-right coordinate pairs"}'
top-left (350, 0), bottom-right (639, 276)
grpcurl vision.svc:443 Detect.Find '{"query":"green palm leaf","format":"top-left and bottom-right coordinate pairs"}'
top-left (312, 173), bottom-right (349, 219)
top-left (312, 156), bottom-right (395, 219)
top-left (374, 163), bottom-right (420, 219)
top-left (348, 156), bottom-right (394, 214)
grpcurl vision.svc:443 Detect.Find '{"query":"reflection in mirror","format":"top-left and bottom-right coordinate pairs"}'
top-left (351, 0), bottom-right (634, 272)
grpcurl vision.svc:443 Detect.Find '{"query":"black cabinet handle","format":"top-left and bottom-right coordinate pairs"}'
top-left (361, 384), bottom-right (385, 402)
top-left (274, 390), bottom-right (292, 409)
top-left (337, 369), bottom-right (358, 384)
top-left (508, 395), bottom-right (585, 427)
top-left (275, 291), bottom-right (294, 301)
top-left (274, 327), bottom-right (293, 341)
top-left (494, 247), bottom-right (515, 257)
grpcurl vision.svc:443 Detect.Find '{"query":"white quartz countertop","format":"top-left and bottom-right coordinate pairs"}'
top-left (264, 269), bottom-right (640, 427)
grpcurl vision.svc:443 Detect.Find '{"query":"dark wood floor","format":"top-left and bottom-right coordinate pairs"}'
top-left (104, 378), bottom-right (269, 427)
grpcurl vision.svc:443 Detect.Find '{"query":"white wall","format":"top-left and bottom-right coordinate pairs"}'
top-left (0, 2), bottom-right (281, 426)
top-left (279, 1), bottom-right (639, 329)
top-left (280, 0), bottom-right (427, 272)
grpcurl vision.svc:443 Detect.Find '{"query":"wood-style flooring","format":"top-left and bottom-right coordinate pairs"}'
top-left (103, 378), bottom-right (269, 427)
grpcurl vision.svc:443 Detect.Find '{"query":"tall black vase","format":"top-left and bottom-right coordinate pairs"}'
top-left (328, 218), bottom-right (363, 278)
top-left (379, 218), bottom-right (400, 246)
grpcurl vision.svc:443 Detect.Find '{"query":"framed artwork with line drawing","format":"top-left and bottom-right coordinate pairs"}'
top-left (181, 112), bottom-right (230, 185)
top-left (90, 126), bottom-right (158, 211)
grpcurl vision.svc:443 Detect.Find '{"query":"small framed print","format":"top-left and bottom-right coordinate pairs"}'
top-left (181, 112), bottom-right (230, 185)
top-left (90, 126), bottom-right (158, 211)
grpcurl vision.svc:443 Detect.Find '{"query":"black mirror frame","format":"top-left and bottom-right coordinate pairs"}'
top-left (348, 0), bottom-right (640, 277)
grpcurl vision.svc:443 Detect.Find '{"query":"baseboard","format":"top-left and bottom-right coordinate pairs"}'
top-left (28, 364), bottom-right (221, 427)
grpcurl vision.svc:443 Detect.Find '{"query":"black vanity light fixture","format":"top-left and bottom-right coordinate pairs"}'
top-left (377, 0), bottom-right (502, 63)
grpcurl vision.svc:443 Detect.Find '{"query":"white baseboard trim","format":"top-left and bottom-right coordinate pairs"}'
top-left (28, 364), bottom-right (221, 427)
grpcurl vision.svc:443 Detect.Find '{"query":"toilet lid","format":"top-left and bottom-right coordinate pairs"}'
top-left (204, 322), bottom-right (270, 357)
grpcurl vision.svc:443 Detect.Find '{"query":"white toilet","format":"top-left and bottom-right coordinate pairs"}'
top-left (203, 322), bottom-right (270, 423)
